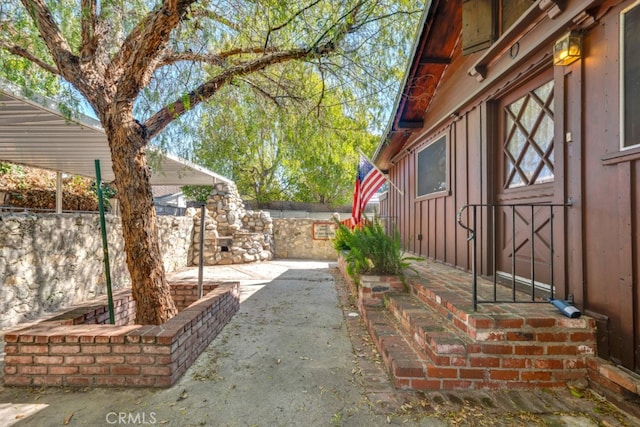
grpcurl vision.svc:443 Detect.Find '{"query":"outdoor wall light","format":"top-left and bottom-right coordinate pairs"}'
top-left (553, 31), bottom-right (582, 66)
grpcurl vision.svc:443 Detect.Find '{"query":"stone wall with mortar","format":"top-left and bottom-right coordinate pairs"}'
top-left (190, 182), bottom-right (273, 265)
top-left (1, 201), bottom-right (342, 328)
top-left (272, 218), bottom-right (338, 261)
top-left (190, 182), bottom-right (341, 264)
top-left (0, 214), bottom-right (194, 329)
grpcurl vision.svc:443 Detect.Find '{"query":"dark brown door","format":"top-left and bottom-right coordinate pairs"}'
top-left (495, 72), bottom-right (557, 290)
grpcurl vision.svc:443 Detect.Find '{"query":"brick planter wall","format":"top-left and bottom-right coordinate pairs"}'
top-left (336, 253), bottom-right (404, 307)
top-left (2, 281), bottom-right (239, 387)
top-left (358, 274), bottom-right (404, 306)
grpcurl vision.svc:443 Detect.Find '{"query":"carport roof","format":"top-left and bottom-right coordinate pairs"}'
top-left (0, 79), bottom-right (232, 186)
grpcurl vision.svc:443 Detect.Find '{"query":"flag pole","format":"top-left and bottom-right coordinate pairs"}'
top-left (358, 148), bottom-right (404, 196)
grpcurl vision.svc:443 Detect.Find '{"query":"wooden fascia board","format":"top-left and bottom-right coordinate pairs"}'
top-left (468, 0), bottom-right (602, 81)
top-left (419, 56), bottom-right (452, 65)
top-left (397, 120), bottom-right (424, 129)
top-left (398, 0), bottom-right (602, 157)
top-left (391, 1), bottom-right (440, 132)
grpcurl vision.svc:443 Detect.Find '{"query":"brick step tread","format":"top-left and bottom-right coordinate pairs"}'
top-left (383, 292), bottom-right (598, 366)
top-left (408, 280), bottom-right (597, 339)
top-left (363, 296), bottom-right (596, 390)
top-left (364, 307), bottom-right (428, 386)
top-left (384, 293), bottom-right (472, 357)
top-left (362, 302), bottom-right (581, 391)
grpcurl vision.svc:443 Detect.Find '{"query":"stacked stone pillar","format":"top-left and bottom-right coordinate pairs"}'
top-left (190, 182), bottom-right (273, 266)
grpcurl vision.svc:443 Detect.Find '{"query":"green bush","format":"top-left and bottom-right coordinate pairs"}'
top-left (0, 162), bottom-right (24, 176)
top-left (332, 220), bottom-right (354, 252)
top-left (333, 216), bottom-right (423, 286)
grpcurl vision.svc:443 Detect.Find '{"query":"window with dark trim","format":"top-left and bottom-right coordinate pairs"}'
top-left (416, 135), bottom-right (447, 197)
top-left (621, 1), bottom-right (640, 149)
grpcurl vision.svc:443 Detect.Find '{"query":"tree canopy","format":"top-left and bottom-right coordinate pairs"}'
top-left (0, 0), bottom-right (423, 324)
top-left (192, 70), bottom-right (378, 206)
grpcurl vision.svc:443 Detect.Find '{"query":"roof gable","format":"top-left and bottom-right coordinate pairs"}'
top-left (375, 0), bottom-right (462, 169)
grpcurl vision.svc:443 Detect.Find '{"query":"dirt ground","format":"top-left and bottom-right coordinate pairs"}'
top-left (0, 260), bottom-right (638, 426)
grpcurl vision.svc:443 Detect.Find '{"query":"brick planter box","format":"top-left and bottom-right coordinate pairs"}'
top-left (336, 253), bottom-right (405, 307)
top-left (2, 281), bottom-right (240, 387)
top-left (358, 274), bottom-right (404, 306)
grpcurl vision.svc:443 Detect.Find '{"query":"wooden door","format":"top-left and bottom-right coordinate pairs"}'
top-left (495, 73), bottom-right (557, 290)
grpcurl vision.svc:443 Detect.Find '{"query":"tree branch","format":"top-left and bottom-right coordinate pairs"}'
top-left (80, 0), bottom-right (98, 60)
top-left (235, 75), bottom-right (305, 108)
top-left (264, 0), bottom-right (322, 51)
top-left (108, 0), bottom-right (197, 99)
top-left (188, 8), bottom-right (240, 32)
top-left (19, 0), bottom-right (78, 75)
top-left (145, 45), bottom-right (332, 138)
top-left (347, 9), bottom-right (423, 33)
top-left (0, 39), bottom-right (60, 75)
top-left (157, 46), bottom-right (280, 68)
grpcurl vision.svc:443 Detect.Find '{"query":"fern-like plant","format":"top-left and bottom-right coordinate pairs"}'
top-left (333, 215), bottom-right (423, 286)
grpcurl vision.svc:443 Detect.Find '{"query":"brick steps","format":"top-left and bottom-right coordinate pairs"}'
top-left (386, 294), bottom-right (473, 362)
top-left (364, 307), bottom-right (429, 390)
top-left (360, 280), bottom-right (597, 391)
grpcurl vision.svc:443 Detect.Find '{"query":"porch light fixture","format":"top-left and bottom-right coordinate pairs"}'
top-left (553, 31), bottom-right (582, 66)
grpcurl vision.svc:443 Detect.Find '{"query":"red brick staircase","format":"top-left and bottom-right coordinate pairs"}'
top-left (356, 262), bottom-right (597, 391)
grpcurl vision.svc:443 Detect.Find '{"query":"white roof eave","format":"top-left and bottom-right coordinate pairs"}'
top-left (0, 79), bottom-right (232, 186)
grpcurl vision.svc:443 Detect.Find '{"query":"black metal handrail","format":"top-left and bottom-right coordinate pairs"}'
top-left (457, 202), bottom-right (571, 310)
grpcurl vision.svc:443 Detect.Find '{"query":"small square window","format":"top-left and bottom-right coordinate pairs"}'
top-left (416, 135), bottom-right (448, 197)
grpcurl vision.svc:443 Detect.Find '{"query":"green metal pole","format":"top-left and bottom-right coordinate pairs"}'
top-left (198, 203), bottom-right (205, 299)
top-left (95, 159), bottom-right (115, 325)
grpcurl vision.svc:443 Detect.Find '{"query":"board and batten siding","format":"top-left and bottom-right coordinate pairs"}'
top-left (380, 0), bottom-right (640, 372)
top-left (579, 2), bottom-right (640, 370)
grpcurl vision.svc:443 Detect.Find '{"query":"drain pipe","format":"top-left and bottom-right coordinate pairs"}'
top-left (198, 203), bottom-right (205, 299)
top-left (95, 160), bottom-right (115, 324)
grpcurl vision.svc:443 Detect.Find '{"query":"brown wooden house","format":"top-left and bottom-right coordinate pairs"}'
top-left (373, 0), bottom-right (640, 400)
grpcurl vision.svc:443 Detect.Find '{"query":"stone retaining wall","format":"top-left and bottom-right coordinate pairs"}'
top-left (1, 197), bottom-right (341, 329)
top-left (3, 281), bottom-right (239, 387)
top-left (272, 218), bottom-right (338, 260)
top-left (0, 214), bottom-right (194, 329)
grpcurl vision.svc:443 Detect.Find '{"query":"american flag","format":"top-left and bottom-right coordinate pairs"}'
top-left (351, 154), bottom-right (386, 226)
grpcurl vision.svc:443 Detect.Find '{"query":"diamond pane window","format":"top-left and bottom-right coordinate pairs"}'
top-left (503, 80), bottom-right (555, 188)
top-left (535, 115), bottom-right (554, 152)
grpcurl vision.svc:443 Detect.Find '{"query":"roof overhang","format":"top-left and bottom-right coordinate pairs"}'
top-left (0, 79), bottom-right (232, 186)
top-left (373, 0), bottom-right (461, 170)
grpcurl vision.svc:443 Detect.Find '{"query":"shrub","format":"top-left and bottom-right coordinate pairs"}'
top-left (334, 216), bottom-right (423, 286)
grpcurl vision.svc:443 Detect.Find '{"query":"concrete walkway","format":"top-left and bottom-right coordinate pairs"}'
top-left (0, 260), bottom-right (638, 426)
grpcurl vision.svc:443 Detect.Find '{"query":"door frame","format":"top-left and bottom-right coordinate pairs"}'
top-left (491, 68), bottom-right (563, 291)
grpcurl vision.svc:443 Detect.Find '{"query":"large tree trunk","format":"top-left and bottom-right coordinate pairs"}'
top-left (103, 106), bottom-right (178, 325)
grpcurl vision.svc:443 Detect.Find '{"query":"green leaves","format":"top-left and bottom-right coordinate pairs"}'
top-left (2, 0), bottom-right (423, 199)
top-left (334, 215), bottom-right (424, 284)
top-left (192, 71), bottom-right (376, 205)
top-left (181, 185), bottom-right (213, 202)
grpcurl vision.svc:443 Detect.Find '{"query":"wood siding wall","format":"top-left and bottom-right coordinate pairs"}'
top-left (579, 3), bottom-right (640, 369)
top-left (380, 0), bottom-right (640, 372)
top-left (389, 104), bottom-right (490, 273)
